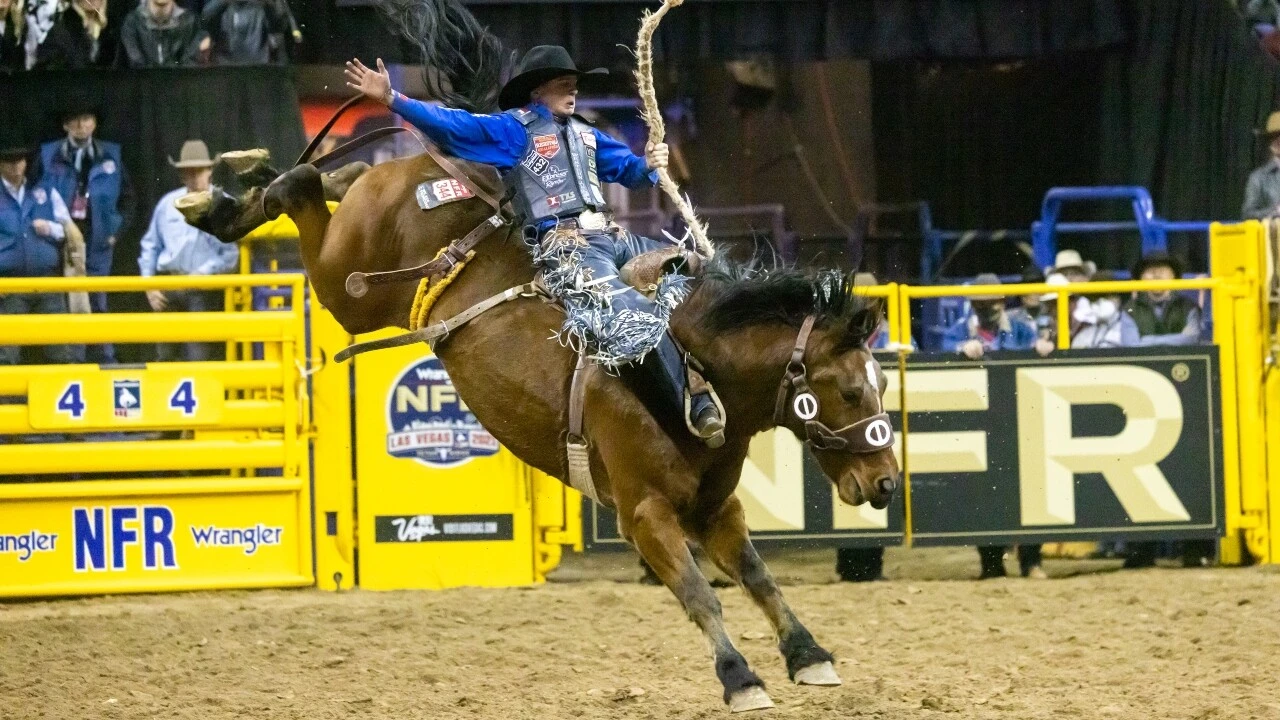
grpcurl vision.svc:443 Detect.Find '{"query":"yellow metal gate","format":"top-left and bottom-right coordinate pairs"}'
top-left (0, 275), bottom-right (312, 597)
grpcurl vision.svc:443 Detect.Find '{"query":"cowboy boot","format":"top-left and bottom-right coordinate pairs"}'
top-left (652, 333), bottom-right (724, 448)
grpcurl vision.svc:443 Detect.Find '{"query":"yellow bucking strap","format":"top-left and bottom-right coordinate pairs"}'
top-left (409, 247), bottom-right (473, 331)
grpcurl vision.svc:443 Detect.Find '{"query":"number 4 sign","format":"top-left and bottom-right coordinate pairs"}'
top-left (169, 379), bottom-right (198, 417)
top-left (56, 381), bottom-right (86, 420)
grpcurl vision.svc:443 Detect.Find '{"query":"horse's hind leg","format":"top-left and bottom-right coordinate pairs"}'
top-left (696, 495), bottom-right (840, 687)
top-left (622, 494), bottom-right (773, 712)
top-left (176, 162), bottom-right (369, 243)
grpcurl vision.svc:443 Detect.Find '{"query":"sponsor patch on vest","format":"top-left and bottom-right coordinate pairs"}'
top-left (533, 134), bottom-right (561, 159)
top-left (32, 188), bottom-right (47, 205)
top-left (415, 178), bottom-right (475, 211)
top-left (579, 131), bottom-right (597, 149)
top-left (540, 167), bottom-right (570, 190)
top-left (545, 192), bottom-right (577, 210)
top-left (386, 356), bottom-right (500, 468)
top-left (522, 152), bottom-right (550, 176)
top-left (101, 159), bottom-right (116, 175)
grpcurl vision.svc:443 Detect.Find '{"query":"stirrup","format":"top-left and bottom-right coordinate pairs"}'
top-left (683, 360), bottom-right (726, 449)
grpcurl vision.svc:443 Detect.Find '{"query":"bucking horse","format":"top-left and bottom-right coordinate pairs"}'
top-left (181, 0), bottom-right (900, 711)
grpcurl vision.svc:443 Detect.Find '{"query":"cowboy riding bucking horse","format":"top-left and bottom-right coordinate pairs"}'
top-left (345, 46), bottom-right (726, 448)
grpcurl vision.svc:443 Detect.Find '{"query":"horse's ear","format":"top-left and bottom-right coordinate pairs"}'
top-left (844, 298), bottom-right (886, 348)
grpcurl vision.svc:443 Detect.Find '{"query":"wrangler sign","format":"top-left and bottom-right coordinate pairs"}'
top-left (585, 347), bottom-right (1224, 548)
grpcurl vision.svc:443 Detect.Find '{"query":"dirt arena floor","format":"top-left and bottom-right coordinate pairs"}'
top-left (4, 547), bottom-right (1280, 720)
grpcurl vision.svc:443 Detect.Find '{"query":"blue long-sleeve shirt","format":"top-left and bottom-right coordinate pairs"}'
top-left (388, 94), bottom-right (658, 189)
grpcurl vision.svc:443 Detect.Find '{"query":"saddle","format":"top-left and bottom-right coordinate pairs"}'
top-left (619, 246), bottom-right (703, 298)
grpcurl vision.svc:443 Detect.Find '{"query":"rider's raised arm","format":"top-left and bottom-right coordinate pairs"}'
top-left (387, 92), bottom-right (528, 170)
top-left (591, 128), bottom-right (659, 190)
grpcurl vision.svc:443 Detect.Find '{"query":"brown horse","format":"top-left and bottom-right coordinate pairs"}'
top-left (200, 149), bottom-right (899, 710)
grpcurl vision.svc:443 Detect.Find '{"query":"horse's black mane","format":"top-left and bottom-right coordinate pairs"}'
top-left (378, 0), bottom-right (511, 113)
top-left (698, 254), bottom-right (881, 349)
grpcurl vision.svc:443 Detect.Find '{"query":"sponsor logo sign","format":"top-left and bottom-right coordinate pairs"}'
top-left (386, 356), bottom-right (499, 468)
top-left (112, 379), bottom-right (141, 419)
top-left (374, 514), bottom-right (514, 543)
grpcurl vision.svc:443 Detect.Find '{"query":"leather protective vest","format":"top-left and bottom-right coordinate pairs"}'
top-left (502, 108), bottom-right (608, 225)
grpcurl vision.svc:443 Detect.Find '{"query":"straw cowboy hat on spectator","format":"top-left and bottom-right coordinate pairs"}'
top-left (1256, 110), bottom-right (1280, 141)
top-left (169, 140), bottom-right (215, 169)
top-left (1046, 249), bottom-right (1096, 278)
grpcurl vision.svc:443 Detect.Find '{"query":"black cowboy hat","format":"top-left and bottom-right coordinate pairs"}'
top-left (57, 94), bottom-right (101, 124)
top-left (1131, 252), bottom-right (1184, 281)
top-left (498, 45), bottom-right (607, 111)
top-left (0, 125), bottom-right (31, 162)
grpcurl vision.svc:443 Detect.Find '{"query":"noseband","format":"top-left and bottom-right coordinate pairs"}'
top-left (773, 316), bottom-right (896, 453)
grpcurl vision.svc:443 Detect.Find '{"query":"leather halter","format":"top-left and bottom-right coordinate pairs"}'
top-left (773, 316), bottom-right (895, 454)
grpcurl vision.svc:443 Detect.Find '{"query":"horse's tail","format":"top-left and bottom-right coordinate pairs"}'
top-left (377, 0), bottom-right (511, 114)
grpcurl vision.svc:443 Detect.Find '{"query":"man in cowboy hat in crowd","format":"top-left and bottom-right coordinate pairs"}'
top-left (0, 128), bottom-right (80, 366)
top-left (39, 98), bottom-right (132, 363)
top-left (1243, 110), bottom-right (1280, 220)
top-left (343, 46), bottom-right (725, 447)
top-left (137, 140), bottom-right (238, 362)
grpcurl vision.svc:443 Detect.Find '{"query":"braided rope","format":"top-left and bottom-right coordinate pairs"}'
top-left (634, 0), bottom-right (715, 259)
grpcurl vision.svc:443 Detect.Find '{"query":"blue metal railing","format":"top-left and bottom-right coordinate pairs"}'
top-left (1030, 186), bottom-right (1211, 271)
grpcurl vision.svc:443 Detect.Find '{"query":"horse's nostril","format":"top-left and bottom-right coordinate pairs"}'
top-left (877, 477), bottom-right (897, 495)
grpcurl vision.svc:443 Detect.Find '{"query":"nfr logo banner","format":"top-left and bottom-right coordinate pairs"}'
top-left (904, 347), bottom-right (1224, 545)
top-left (386, 357), bottom-right (500, 468)
top-left (0, 490), bottom-right (304, 598)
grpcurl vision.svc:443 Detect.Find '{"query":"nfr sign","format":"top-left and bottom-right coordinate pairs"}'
top-left (585, 347), bottom-right (1224, 548)
top-left (73, 506), bottom-right (178, 571)
top-left (904, 347), bottom-right (1223, 545)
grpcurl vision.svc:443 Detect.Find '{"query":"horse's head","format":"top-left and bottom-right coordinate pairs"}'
top-left (697, 262), bottom-right (900, 510)
top-left (773, 299), bottom-right (900, 510)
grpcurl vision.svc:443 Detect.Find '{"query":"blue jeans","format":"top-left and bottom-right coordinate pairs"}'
top-left (534, 226), bottom-right (707, 419)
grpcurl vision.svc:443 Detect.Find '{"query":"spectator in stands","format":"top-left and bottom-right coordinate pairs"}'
top-left (137, 140), bottom-right (237, 361)
top-left (1007, 268), bottom-right (1059, 357)
top-left (0, 130), bottom-right (79, 366)
top-left (1243, 111), bottom-right (1280, 220)
top-left (941, 273), bottom-right (1039, 358)
top-left (1070, 271), bottom-right (1140, 349)
top-left (40, 100), bottom-right (132, 364)
top-left (201, 0), bottom-right (290, 65)
top-left (0, 0), bottom-right (25, 71)
top-left (31, 0), bottom-right (120, 69)
top-left (119, 0), bottom-right (209, 67)
top-left (939, 274), bottom-right (1046, 579)
top-left (1125, 253), bottom-right (1203, 346)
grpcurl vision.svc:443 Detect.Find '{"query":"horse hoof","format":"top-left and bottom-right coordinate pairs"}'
top-left (728, 686), bottom-right (774, 713)
top-left (219, 149), bottom-right (271, 175)
top-left (173, 190), bottom-right (212, 221)
top-left (794, 661), bottom-right (842, 686)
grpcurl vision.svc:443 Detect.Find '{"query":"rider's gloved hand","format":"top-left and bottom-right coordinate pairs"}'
top-left (345, 57), bottom-right (394, 106)
top-left (645, 141), bottom-right (670, 171)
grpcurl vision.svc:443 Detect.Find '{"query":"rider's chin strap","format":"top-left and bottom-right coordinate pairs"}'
top-left (774, 315), bottom-right (895, 454)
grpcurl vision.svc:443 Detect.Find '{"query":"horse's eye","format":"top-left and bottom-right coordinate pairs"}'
top-left (840, 387), bottom-right (864, 404)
